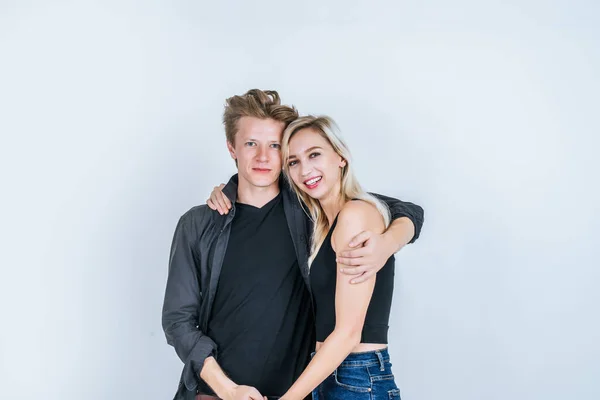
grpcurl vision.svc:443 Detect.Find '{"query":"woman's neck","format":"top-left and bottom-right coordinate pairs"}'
top-left (319, 191), bottom-right (346, 226)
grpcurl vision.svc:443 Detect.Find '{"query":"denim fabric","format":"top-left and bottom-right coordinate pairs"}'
top-left (312, 348), bottom-right (401, 400)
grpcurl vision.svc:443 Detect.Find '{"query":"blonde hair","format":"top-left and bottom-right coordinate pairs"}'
top-left (282, 116), bottom-right (391, 264)
top-left (223, 89), bottom-right (299, 145)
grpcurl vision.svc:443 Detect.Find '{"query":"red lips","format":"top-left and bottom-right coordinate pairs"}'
top-left (303, 176), bottom-right (322, 189)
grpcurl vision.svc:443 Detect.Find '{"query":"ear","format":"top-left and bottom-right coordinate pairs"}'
top-left (226, 141), bottom-right (236, 160)
top-left (339, 157), bottom-right (347, 168)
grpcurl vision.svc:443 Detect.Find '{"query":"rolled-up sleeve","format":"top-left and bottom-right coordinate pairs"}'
top-left (162, 212), bottom-right (217, 391)
top-left (371, 193), bottom-right (424, 244)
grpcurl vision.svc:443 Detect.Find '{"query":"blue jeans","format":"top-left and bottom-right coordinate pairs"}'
top-left (312, 348), bottom-right (401, 400)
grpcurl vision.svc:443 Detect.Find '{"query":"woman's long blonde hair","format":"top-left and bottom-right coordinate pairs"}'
top-left (282, 116), bottom-right (391, 265)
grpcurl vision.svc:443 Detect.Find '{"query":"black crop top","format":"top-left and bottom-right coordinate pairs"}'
top-left (310, 214), bottom-right (395, 343)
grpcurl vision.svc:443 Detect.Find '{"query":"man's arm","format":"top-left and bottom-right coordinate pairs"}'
top-left (205, 186), bottom-right (425, 243)
top-left (380, 216), bottom-right (415, 253)
top-left (162, 211), bottom-right (218, 391)
top-left (336, 194), bottom-right (424, 284)
top-left (162, 211), bottom-right (263, 400)
top-left (206, 186), bottom-right (425, 283)
top-left (371, 192), bottom-right (424, 244)
top-left (201, 358), bottom-right (264, 400)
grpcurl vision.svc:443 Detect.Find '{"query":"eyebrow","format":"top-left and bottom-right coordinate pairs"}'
top-left (246, 138), bottom-right (281, 143)
top-left (288, 146), bottom-right (323, 159)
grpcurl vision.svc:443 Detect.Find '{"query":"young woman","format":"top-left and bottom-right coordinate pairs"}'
top-left (279, 116), bottom-right (402, 400)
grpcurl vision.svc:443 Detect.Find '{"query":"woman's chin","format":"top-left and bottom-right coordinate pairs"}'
top-left (305, 186), bottom-right (328, 200)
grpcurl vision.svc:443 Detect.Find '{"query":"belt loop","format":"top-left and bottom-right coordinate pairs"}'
top-left (375, 350), bottom-right (385, 371)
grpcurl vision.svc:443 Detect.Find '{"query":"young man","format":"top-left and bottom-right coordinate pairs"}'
top-left (162, 89), bottom-right (424, 400)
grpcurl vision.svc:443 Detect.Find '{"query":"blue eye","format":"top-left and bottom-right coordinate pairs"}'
top-left (271, 143), bottom-right (281, 149)
top-left (245, 142), bottom-right (256, 147)
top-left (288, 160), bottom-right (298, 167)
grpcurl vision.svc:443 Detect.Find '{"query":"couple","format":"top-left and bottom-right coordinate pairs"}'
top-left (162, 89), bottom-right (424, 400)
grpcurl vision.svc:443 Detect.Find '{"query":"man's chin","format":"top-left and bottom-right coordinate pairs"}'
top-left (248, 175), bottom-right (279, 188)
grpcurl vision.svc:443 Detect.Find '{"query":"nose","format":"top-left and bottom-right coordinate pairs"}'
top-left (256, 145), bottom-right (268, 162)
top-left (300, 161), bottom-right (312, 177)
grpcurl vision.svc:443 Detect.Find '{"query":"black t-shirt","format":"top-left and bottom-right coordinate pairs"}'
top-left (310, 213), bottom-right (394, 344)
top-left (200, 193), bottom-right (314, 397)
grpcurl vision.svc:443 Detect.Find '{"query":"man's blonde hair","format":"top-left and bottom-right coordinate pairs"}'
top-left (223, 89), bottom-right (299, 145)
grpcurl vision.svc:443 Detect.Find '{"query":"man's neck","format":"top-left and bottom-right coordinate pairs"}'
top-left (236, 179), bottom-right (280, 208)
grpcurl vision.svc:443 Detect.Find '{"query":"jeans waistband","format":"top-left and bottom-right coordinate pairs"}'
top-left (338, 347), bottom-right (390, 368)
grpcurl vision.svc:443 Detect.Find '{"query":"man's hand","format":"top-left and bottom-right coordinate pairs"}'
top-left (336, 230), bottom-right (396, 284)
top-left (207, 183), bottom-right (231, 215)
top-left (200, 357), bottom-right (263, 400)
top-left (224, 385), bottom-right (264, 400)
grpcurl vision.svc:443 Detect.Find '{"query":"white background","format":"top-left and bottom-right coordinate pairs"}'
top-left (1, 1), bottom-right (598, 399)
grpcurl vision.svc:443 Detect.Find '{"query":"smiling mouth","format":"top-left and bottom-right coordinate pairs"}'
top-left (303, 176), bottom-right (322, 189)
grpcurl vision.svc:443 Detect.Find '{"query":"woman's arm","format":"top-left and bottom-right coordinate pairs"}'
top-left (280, 201), bottom-right (386, 400)
top-left (336, 193), bottom-right (423, 283)
top-left (336, 215), bottom-right (415, 284)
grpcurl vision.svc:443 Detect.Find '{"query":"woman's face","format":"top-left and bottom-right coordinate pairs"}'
top-left (286, 128), bottom-right (346, 201)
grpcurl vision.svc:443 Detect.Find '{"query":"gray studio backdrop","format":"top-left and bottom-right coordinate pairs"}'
top-left (0, 1), bottom-right (598, 399)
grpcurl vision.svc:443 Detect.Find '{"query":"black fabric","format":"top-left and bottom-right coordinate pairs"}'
top-left (199, 194), bottom-right (313, 397)
top-left (162, 174), bottom-right (424, 400)
top-left (310, 214), bottom-right (395, 344)
top-left (371, 192), bottom-right (424, 244)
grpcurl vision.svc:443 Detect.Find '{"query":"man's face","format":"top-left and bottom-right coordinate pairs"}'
top-left (227, 116), bottom-right (285, 189)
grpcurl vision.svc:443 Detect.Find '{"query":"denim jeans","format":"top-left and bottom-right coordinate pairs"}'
top-left (312, 348), bottom-right (401, 400)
